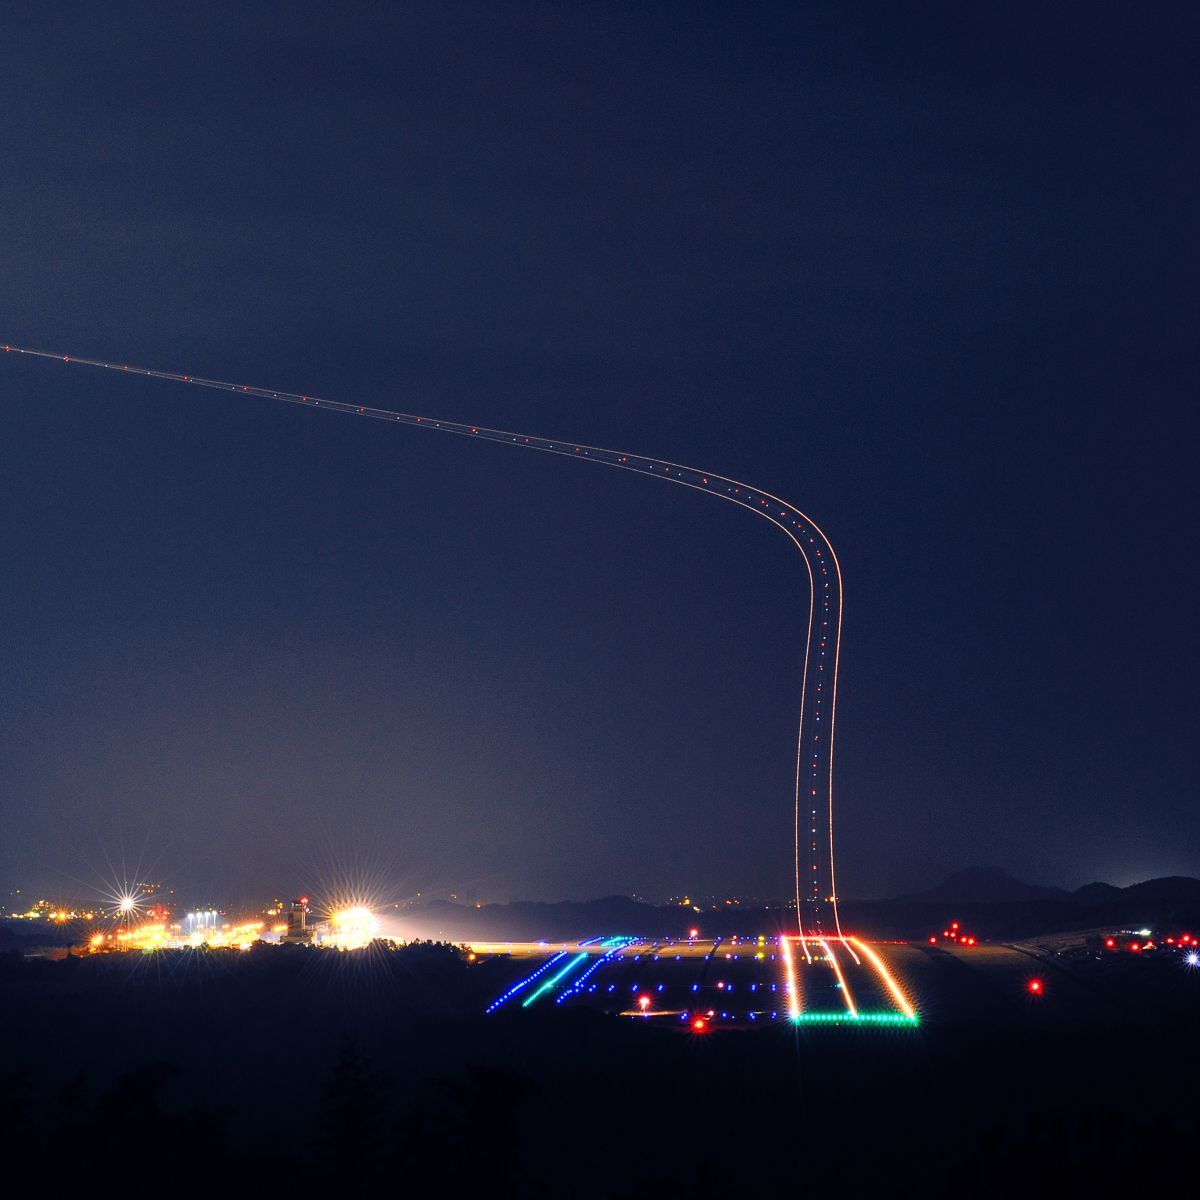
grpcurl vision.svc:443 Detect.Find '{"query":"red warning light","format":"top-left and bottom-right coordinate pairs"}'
top-left (692, 1016), bottom-right (708, 1033)
top-left (1104, 937), bottom-right (1116, 948)
top-left (1027, 978), bottom-right (1044, 995)
top-left (928, 936), bottom-right (938, 944)
top-left (688, 928), bottom-right (699, 939)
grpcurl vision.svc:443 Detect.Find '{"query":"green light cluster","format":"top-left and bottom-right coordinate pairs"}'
top-left (521, 952), bottom-right (589, 1007)
top-left (793, 1012), bottom-right (919, 1026)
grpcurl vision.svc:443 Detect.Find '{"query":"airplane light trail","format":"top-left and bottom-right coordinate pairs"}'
top-left (779, 935), bottom-right (803, 1020)
top-left (4, 344), bottom-right (846, 934)
top-left (847, 937), bottom-right (917, 1021)
top-left (818, 939), bottom-right (858, 1018)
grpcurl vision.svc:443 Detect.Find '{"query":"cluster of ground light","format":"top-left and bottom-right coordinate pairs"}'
top-left (481, 934), bottom-right (919, 1029)
top-left (87, 904), bottom-right (384, 953)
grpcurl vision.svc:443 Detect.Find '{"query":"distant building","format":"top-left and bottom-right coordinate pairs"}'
top-left (285, 897), bottom-right (311, 942)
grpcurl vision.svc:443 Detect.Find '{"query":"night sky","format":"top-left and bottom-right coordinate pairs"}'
top-left (2, 4), bottom-right (1196, 905)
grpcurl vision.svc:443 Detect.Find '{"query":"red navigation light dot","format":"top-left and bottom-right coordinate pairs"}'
top-left (688, 928), bottom-right (699, 939)
top-left (950, 922), bottom-right (959, 930)
top-left (1129, 942), bottom-right (1141, 953)
top-left (928, 936), bottom-right (938, 944)
top-left (1027, 978), bottom-right (1043, 995)
top-left (1104, 938), bottom-right (1115, 948)
top-left (637, 994), bottom-right (651, 1011)
top-left (692, 1016), bottom-right (708, 1033)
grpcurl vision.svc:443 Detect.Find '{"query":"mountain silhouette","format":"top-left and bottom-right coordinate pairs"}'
top-left (889, 867), bottom-right (1070, 905)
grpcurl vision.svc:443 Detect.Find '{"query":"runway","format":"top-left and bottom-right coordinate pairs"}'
top-left (480, 933), bottom-right (918, 1026)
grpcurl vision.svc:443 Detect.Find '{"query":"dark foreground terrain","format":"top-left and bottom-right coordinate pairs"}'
top-left (1, 942), bottom-right (1195, 1197)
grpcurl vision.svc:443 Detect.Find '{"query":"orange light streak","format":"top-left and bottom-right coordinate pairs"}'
top-left (779, 935), bottom-right (803, 1019)
top-left (818, 939), bottom-right (857, 1018)
top-left (847, 937), bottom-right (915, 1020)
top-left (838, 935), bottom-right (861, 966)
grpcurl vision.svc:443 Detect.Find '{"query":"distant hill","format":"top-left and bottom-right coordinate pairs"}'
top-left (890, 867), bottom-right (1069, 905)
top-left (0, 921), bottom-right (72, 952)
top-left (1073, 881), bottom-right (1123, 905)
top-left (842, 871), bottom-right (1200, 940)
top-left (392, 872), bottom-right (1200, 944)
top-left (396, 895), bottom-right (689, 943)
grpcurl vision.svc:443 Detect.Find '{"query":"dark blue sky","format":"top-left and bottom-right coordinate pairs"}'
top-left (2, 3), bottom-right (1196, 903)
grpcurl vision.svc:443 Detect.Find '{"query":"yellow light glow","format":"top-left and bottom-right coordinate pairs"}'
top-left (327, 906), bottom-right (379, 950)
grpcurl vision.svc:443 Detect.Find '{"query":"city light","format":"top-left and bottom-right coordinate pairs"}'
top-left (324, 906), bottom-right (380, 951)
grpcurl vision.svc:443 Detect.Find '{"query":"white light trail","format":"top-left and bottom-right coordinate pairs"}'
top-left (4, 343), bottom-right (848, 933)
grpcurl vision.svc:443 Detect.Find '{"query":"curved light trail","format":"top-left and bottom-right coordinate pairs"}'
top-left (846, 937), bottom-right (916, 1021)
top-left (818, 938), bottom-right (858, 1018)
top-left (4, 343), bottom-right (846, 935)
